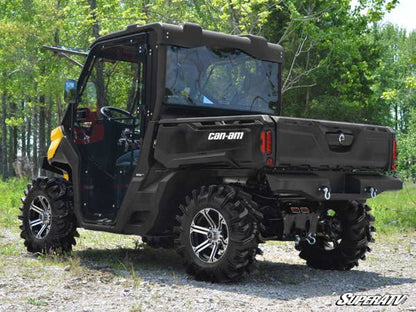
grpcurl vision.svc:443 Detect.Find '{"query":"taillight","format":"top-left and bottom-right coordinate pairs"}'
top-left (260, 130), bottom-right (274, 167)
top-left (392, 139), bottom-right (397, 170)
top-left (260, 131), bottom-right (266, 154)
top-left (266, 130), bottom-right (272, 155)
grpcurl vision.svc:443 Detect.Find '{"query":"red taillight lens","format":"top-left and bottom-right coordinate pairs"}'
top-left (260, 131), bottom-right (266, 154)
top-left (392, 139), bottom-right (397, 170)
top-left (260, 130), bottom-right (273, 155)
top-left (266, 130), bottom-right (272, 155)
top-left (261, 130), bottom-right (274, 167)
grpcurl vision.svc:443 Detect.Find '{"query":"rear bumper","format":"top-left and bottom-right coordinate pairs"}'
top-left (266, 172), bottom-right (402, 201)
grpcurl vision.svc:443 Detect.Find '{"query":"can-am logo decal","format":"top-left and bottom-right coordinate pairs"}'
top-left (336, 293), bottom-right (407, 306)
top-left (208, 132), bottom-right (244, 140)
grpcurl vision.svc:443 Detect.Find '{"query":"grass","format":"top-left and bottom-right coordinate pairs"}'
top-left (0, 242), bottom-right (21, 256)
top-left (367, 181), bottom-right (416, 233)
top-left (26, 297), bottom-right (48, 306)
top-left (129, 303), bottom-right (143, 312)
top-left (0, 177), bottom-right (414, 236)
top-left (0, 177), bottom-right (29, 229)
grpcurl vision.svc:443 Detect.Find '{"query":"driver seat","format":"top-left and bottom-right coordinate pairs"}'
top-left (115, 149), bottom-right (140, 171)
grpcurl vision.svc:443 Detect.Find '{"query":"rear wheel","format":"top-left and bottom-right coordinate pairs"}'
top-left (174, 185), bottom-right (262, 282)
top-left (19, 177), bottom-right (78, 254)
top-left (298, 200), bottom-right (375, 270)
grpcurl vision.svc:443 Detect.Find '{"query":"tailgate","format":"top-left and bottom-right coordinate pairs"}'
top-left (271, 116), bottom-right (394, 171)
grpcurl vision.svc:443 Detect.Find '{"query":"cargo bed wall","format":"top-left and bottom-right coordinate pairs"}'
top-left (272, 117), bottom-right (394, 171)
top-left (154, 115), bottom-right (274, 169)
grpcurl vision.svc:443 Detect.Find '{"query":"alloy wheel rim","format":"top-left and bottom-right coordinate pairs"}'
top-left (190, 208), bottom-right (229, 263)
top-left (28, 195), bottom-right (52, 239)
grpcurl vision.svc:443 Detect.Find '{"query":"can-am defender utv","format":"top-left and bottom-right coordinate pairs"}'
top-left (19, 23), bottom-right (402, 282)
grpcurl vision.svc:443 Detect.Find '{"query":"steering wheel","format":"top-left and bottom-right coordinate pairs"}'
top-left (100, 106), bottom-right (138, 127)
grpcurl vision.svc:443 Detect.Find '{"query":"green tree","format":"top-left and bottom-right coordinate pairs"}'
top-left (0, 0), bottom-right (406, 179)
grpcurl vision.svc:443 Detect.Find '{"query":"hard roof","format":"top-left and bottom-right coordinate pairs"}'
top-left (91, 22), bottom-right (284, 63)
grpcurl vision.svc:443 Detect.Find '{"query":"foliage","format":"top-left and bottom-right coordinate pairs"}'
top-left (0, 0), bottom-right (415, 178)
top-left (368, 182), bottom-right (416, 233)
top-left (273, 0), bottom-right (398, 125)
top-left (371, 24), bottom-right (416, 132)
top-left (0, 177), bottom-right (28, 228)
top-left (397, 111), bottom-right (416, 179)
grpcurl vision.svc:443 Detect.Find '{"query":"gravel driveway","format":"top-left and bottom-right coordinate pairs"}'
top-left (0, 229), bottom-right (415, 312)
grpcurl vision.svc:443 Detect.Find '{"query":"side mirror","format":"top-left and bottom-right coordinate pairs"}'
top-left (64, 79), bottom-right (77, 103)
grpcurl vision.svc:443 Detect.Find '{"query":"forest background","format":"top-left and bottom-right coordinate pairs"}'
top-left (0, 0), bottom-right (415, 179)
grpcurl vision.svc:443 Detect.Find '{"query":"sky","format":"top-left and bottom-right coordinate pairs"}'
top-left (381, 0), bottom-right (416, 33)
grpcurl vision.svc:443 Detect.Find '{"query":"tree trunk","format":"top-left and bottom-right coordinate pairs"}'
top-left (305, 87), bottom-right (310, 117)
top-left (142, 0), bottom-right (149, 23)
top-left (127, 64), bottom-right (140, 112)
top-left (395, 103), bottom-right (398, 131)
top-left (56, 91), bottom-right (63, 122)
top-left (21, 101), bottom-right (26, 158)
top-left (1, 91), bottom-right (7, 180)
top-left (88, 0), bottom-right (105, 107)
top-left (55, 1), bottom-right (63, 123)
top-left (227, 0), bottom-right (240, 33)
top-left (8, 102), bottom-right (17, 177)
top-left (46, 97), bottom-right (53, 140)
top-left (8, 124), bottom-right (13, 177)
top-left (27, 105), bottom-right (32, 161)
top-left (88, 0), bottom-right (100, 38)
top-left (32, 106), bottom-right (38, 177)
top-left (0, 135), bottom-right (2, 178)
top-left (304, 47), bottom-right (311, 117)
top-left (12, 123), bottom-right (18, 177)
top-left (39, 95), bottom-right (46, 176)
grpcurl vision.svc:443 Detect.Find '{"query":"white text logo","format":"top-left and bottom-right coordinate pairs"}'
top-left (336, 293), bottom-right (407, 306)
top-left (208, 132), bottom-right (244, 140)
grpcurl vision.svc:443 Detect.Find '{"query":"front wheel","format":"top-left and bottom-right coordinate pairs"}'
top-left (19, 177), bottom-right (78, 254)
top-left (298, 200), bottom-right (375, 270)
top-left (174, 185), bottom-right (261, 282)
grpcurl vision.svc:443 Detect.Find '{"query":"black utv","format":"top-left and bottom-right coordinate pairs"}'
top-left (19, 22), bottom-right (402, 282)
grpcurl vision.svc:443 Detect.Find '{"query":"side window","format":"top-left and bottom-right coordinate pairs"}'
top-left (78, 82), bottom-right (98, 112)
top-left (102, 61), bottom-right (140, 111)
top-left (76, 39), bottom-right (146, 121)
top-left (80, 60), bottom-right (144, 113)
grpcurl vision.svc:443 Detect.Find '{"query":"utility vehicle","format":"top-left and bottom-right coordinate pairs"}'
top-left (19, 23), bottom-right (402, 282)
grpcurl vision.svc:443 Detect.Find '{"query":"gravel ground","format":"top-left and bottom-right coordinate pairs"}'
top-left (0, 229), bottom-right (415, 312)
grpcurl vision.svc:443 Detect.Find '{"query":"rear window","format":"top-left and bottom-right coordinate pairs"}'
top-left (164, 46), bottom-right (279, 114)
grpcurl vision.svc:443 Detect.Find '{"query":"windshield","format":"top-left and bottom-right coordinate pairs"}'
top-left (164, 46), bottom-right (279, 114)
